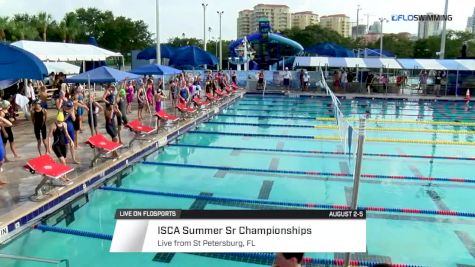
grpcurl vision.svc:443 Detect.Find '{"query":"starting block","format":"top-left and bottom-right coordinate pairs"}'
top-left (126, 119), bottom-right (156, 147)
top-left (24, 155), bottom-right (74, 201)
top-left (86, 134), bottom-right (122, 167)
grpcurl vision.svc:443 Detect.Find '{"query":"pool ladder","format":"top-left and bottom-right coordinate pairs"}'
top-left (0, 253), bottom-right (69, 266)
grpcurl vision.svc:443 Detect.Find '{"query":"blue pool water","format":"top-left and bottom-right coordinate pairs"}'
top-left (1, 95), bottom-right (475, 266)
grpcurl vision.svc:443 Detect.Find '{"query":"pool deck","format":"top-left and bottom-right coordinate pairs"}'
top-left (0, 90), bottom-right (471, 243)
top-left (0, 91), bottom-right (244, 243)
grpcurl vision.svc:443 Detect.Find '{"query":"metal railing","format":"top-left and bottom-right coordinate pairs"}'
top-left (0, 253), bottom-right (69, 267)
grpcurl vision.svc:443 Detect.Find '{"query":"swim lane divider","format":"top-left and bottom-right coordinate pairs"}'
top-left (33, 223), bottom-right (425, 267)
top-left (99, 186), bottom-right (475, 219)
top-left (169, 144), bottom-right (475, 161)
top-left (190, 130), bottom-right (475, 145)
top-left (204, 121), bottom-right (475, 134)
top-left (317, 117), bottom-right (475, 126)
top-left (141, 161), bottom-right (475, 184)
top-left (35, 224), bottom-right (113, 240)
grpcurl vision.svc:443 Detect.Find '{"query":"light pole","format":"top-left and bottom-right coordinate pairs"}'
top-left (379, 17), bottom-right (388, 58)
top-left (217, 11), bottom-right (224, 70)
top-left (155, 0), bottom-right (161, 64)
top-left (208, 27), bottom-right (212, 46)
top-left (202, 3), bottom-right (208, 52)
top-left (356, 4), bottom-right (362, 38)
top-left (439, 0), bottom-right (449, 59)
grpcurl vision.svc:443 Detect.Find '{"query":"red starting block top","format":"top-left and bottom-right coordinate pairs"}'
top-left (176, 103), bottom-right (197, 113)
top-left (206, 93), bottom-right (219, 101)
top-left (216, 89), bottom-right (228, 96)
top-left (193, 97), bottom-right (210, 106)
top-left (26, 155), bottom-right (74, 179)
top-left (155, 110), bottom-right (178, 121)
top-left (127, 120), bottom-right (155, 134)
top-left (86, 134), bottom-right (122, 152)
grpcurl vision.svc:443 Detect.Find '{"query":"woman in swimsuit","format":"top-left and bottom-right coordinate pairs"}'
top-left (116, 89), bottom-right (128, 144)
top-left (47, 112), bottom-right (73, 182)
top-left (62, 101), bottom-right (79, 164)
top-left (126, 81), bottom-right (134, 114)
top-left (146, 79), bottom-right (154, 113)
top-left (0, 102), bottom-right (20, 160)
top-left (86, 93), bottom-right (103, 136)
top-left (72, 95), bottom-right (89, 149)
top-left (104, 104), bottom-right (121, 158)
top-left (154, 89), bottom-right (167, 113)
top-left (31, 100), bottom-right (48, 155)
top-left (137, 84), bottom-right (146, 120)
top-left (0, 114), bottom-right (12, 181)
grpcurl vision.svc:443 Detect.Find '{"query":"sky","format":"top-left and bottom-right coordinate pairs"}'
top-left (0, 0), bottom-right (473, 41)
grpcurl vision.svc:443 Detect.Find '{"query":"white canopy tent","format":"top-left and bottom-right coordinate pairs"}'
top-left (43, 62), bottom-right (80, 75)
top-left (12, 40), bottom-right (122, 62)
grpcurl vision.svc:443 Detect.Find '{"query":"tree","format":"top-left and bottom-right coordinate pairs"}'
top-left (368, 33), bottom-right (414, 58)
top-left (61, 12), bottom-right (80, 42)
top-left (36, 12), bottom-right (52, 41)
top-left (9, 14), bottom-right (39, 40)
top-left (74, 8), bottom-right (114, 42)
top-left (281, 24), bottom-right (355, 49)
top-left (167, 37), bottom-right (202, 47)
top-left (0, 17), bottom-right (8, 41)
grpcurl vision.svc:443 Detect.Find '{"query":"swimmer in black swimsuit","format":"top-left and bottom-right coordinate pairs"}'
top-left (47, 112), bottom-right (73, 182)
top-left (31, 100), bottom-right (48, 155)
top-left (104, 104), bottom-right (121, 158)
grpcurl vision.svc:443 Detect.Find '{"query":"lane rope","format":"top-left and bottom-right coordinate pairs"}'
top-left (35, 222), bottom-right (425, 267)
top-left (169, 144), bottom-right (475, 161)
top-left (141, 161), bottom-right (475, 184)
top-left (230, 108), bottom-right (474, 118)
top-left (35, 224), bottom-right (113, 240)
top-left (317, 117), bottom-right (475, 126)
top-left (190, 130), bottom-right (475, 145)
top-left (205, 121), bottom-right (475, 134)
top-left (100, 186), bottom-right (475, 218)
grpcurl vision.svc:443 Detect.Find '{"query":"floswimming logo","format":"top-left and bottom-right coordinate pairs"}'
top-left (391, 14), bottom-right (453, 21)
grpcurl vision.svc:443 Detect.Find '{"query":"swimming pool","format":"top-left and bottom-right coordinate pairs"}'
top-left (1, 95), bottom-right (475, 266)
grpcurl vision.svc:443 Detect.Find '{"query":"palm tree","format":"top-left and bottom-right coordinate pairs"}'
top-left (37, 12), bottom-right (52, 41)
top-left (61, 13), bottom-right (80, 42)
top-left (0, 17), bottom-right (8, 41)
top-left (9, 20), bottom-right (37, 40)
top-left (59, 21), bottom-right (68, 42)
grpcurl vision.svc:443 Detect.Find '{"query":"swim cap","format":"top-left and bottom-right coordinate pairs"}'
top-left (1, 100), bottom-right (10, 109)
top-left (66, 100), bottom-right (73, 108)
top-left (56, 112), bottom-right (65, 122)
top-left (119, 89), bottom-right (126, 97)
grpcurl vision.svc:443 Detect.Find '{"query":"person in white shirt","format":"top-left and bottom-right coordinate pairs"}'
top-left (25, 81), bottom-right (36, 107)
top-left (282, 67), bottom-right (292, 93)
top-left (303, 70), bottom-right (310, 91)
top-left (340, 70), bottom-right (348, 90)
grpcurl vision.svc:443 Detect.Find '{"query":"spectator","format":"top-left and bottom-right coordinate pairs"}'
top-left (299, 69), bottom-right (304, 90)
top-left (257, 70), bottom-right (265, 90)
top-left (272, 253), bottom-right (304, 267)
top-left (283, 67), bottom-right (291, 93)
top-left (366, 72), bottom-right (375, 94)
top-left (340, 69), bottom-right (348, 91)
top-left (303, 70), bottom-right (310, 91)
top-left (231, 71), bottom-right (237, 85)
top-left (419, 70), bottom-right (428, 95)
top-left (25, 81), bottom-right (36, 107)
top-left (434, 71), bottom-right (442, 97)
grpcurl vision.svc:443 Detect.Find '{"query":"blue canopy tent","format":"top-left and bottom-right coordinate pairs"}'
top-left (0, 43), bottom-right (48, 80)
top-left (359, 48), bottom-right (395, 58)
top-left (137, 45), bottom-right (177, 60)
top-left (130, 64), bottom-right (182, 75)
top-left (169, 46), bottom-right (218, 68)
top-left (305, 42), bottom-right (355, 57)
top-left (65, 66), bottom-right (140, 83)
